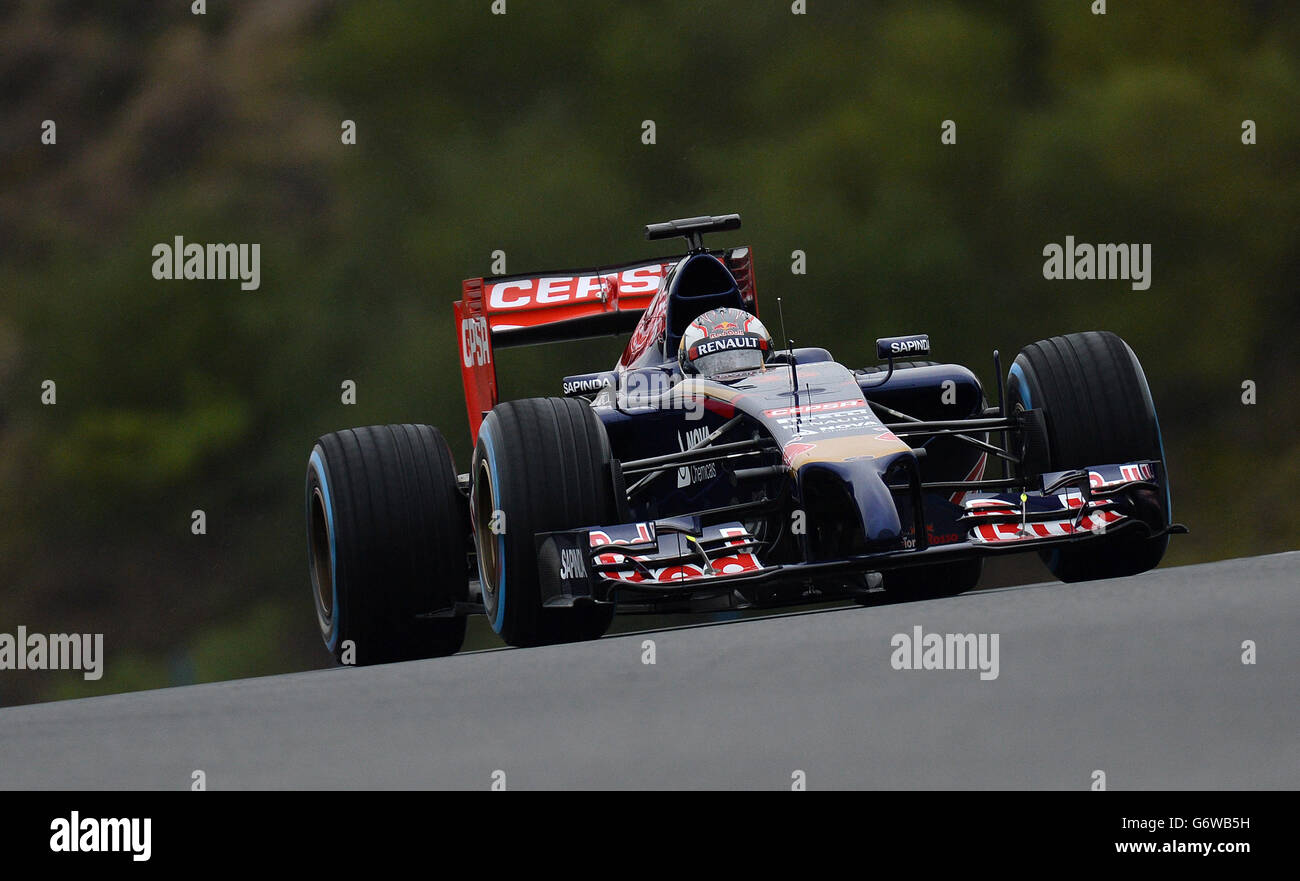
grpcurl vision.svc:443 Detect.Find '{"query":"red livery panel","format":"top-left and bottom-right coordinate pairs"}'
top-left (455, 248), bottom-right (756, 438)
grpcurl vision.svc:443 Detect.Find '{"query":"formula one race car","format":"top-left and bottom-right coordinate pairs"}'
top-left (305, 214), bottom-right (1186, 663)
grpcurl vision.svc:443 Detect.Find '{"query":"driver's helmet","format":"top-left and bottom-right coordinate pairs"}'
top-left (678, 307), bottom-right (773, 379)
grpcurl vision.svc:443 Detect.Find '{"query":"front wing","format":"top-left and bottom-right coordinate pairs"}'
top-left (533, 460), bottom-right (1183, 611)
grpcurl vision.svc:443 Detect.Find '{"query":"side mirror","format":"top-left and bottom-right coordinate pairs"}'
top-left (876, 334), bottom-right (930, 360)
top-left (562, 371), bottom-right (615, 398)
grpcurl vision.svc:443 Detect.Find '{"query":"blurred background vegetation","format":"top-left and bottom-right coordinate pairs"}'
top-left (1, 0), bottom-right (1297, 705)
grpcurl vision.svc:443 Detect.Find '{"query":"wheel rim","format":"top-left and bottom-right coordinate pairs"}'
top-left (309, 486), bottom-right (333, 619)
top-left (473, 457), bottom-right (499, 600)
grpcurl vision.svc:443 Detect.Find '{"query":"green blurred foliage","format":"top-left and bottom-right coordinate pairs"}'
top-left (1, 0), bottom-right (1296, 705)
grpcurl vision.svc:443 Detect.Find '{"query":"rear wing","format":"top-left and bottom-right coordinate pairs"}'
top-left (455, 247), bottom-right (755, 438)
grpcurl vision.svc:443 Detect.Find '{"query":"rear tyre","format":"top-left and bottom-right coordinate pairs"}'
top-left (471, 398), bottom-right (619, 647)
top-left (1006, 331), bottom-right (1170, 583)
top-left (307, 424), bottom-right (468, 664)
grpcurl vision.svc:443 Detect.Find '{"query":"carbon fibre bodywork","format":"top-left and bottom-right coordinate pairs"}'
top-left (455, 215), bottom-right (1182, 615)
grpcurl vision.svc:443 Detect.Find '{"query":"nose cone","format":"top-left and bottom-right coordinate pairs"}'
top-left (797, 454), bottom-right (912, 559)
top-left (781, 430), bottom-right (912, 472)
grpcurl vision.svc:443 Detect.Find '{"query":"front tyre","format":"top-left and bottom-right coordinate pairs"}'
top-left (306, 424), bottom-right (468, 664)
top-left (1006, 331), bottom-right (1170, 583)
top-left (472, 398), bottom-right (619, 647)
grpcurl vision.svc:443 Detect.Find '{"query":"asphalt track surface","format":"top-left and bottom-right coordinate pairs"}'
top-left (1, 552), bottom-right (1295, 789)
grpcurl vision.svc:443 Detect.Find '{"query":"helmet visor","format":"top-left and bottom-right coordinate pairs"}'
top-left (694, 347), bottom-right (764, 378)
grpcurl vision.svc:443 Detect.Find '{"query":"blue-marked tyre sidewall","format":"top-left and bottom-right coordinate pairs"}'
top-left (305, 424), bottom-right (469, 664)
top-left (1007, 332), bottom-right (1169, 582)
top-left (306, 446), bottom-right (341, 652)
top-left (469, 398), bottom-right (619, 647)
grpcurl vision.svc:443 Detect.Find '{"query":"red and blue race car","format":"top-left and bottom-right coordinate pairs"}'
top-left (306, 214), bottom-right (1185, 663)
